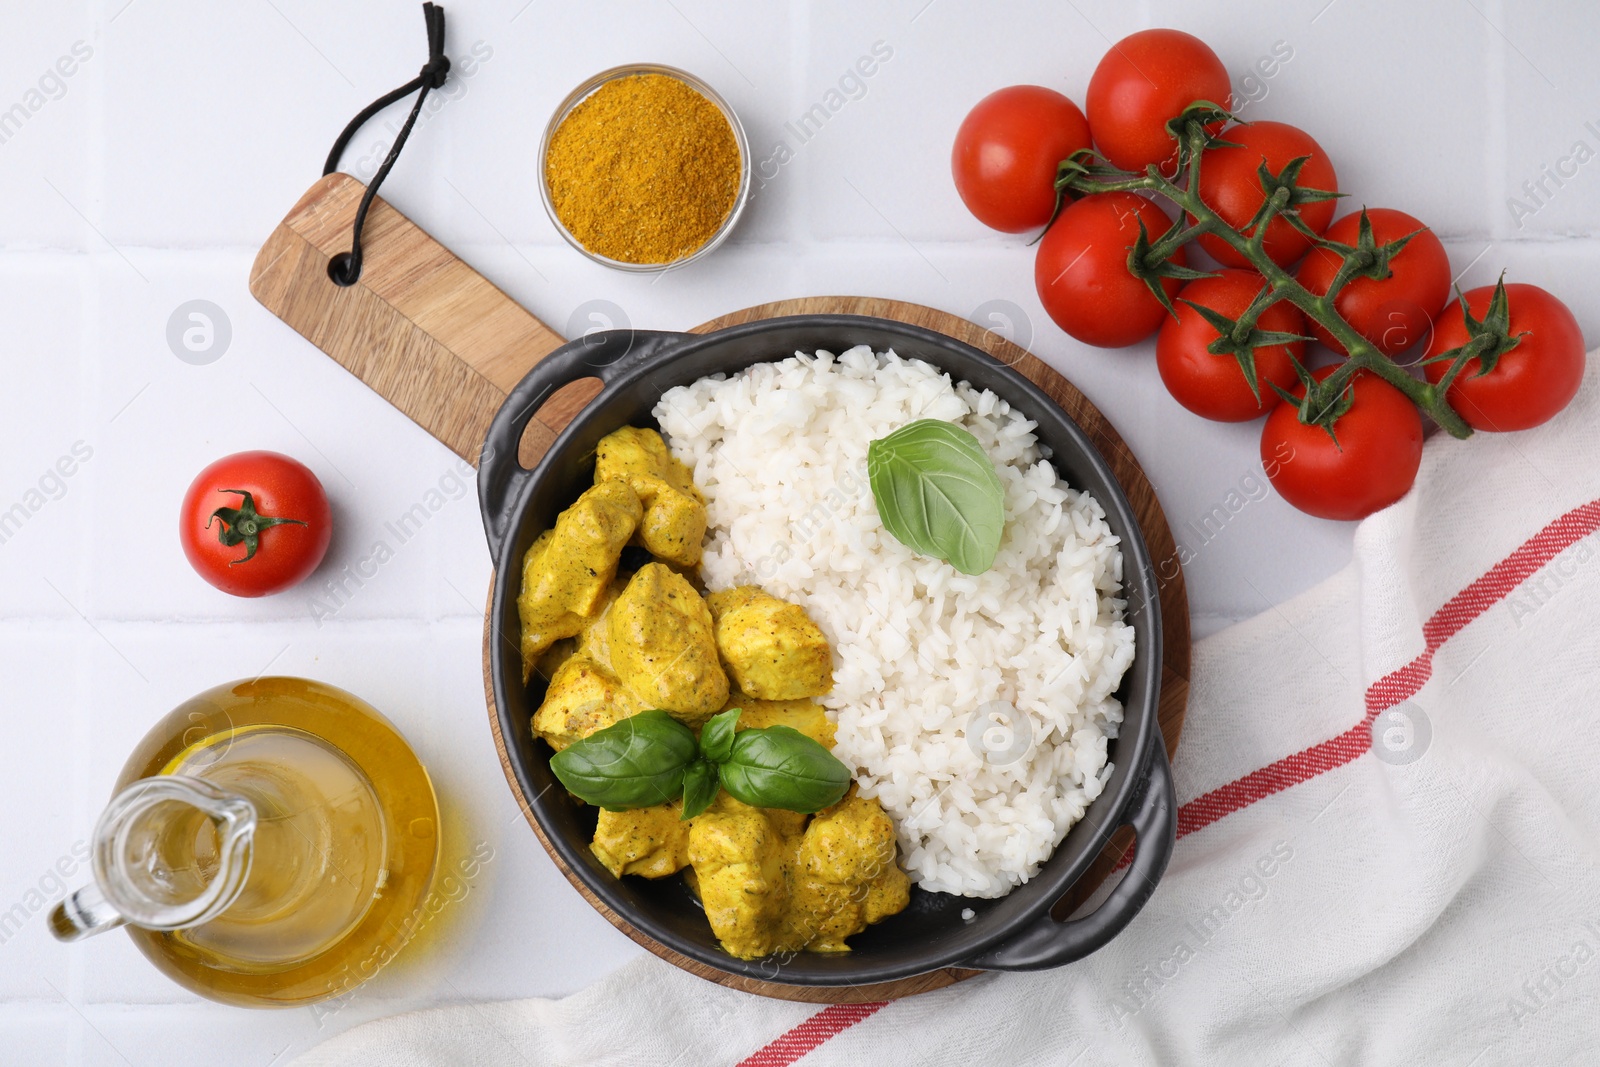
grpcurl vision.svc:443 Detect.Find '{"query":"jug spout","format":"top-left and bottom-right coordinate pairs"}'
top-left (49, 776), bottom-right (257, 942)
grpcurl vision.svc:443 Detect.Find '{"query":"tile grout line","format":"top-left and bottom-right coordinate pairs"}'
top-left (66, 1), bottom-right (114, 1052)
top-left (1484, 0), bottom-right (1509, 248)
top-left (8, 234), bottom-right (1600, 261)
top-left (792, 0), bottom-right (811, 249)
top-left (0, 616), bottom-right (491, 630)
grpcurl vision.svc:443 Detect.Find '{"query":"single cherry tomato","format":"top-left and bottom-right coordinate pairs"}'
top-left (1260, 366), bottom-right (1423, 521)
top-left (1193, 121), bottom-right (1339, 268)
top-left (1035, 191), bottom-right (1186, 348)
top-left (1294, 208), bottom-right (1450, 357)
top-left (1422, 283), bottom-right (1585, 432)
top-left (1085, 29), bottom-right (1231, 174)
top-left (951, 86), bottom-right (1092, 233)
top-left (180, 451), bottom-right (332, 597)
top-left (1157, 269), bottom-right (1306, 421)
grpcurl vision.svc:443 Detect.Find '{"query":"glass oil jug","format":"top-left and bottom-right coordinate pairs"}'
top-left (50, 677), bottom-right (440, 1007)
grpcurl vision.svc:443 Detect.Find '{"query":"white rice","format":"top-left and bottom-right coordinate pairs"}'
top-left (654, 347), bottom-right (1135, 898)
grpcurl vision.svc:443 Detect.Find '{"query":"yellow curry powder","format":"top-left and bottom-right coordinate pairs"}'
top-left (545, 74), bottom-right (741, 265)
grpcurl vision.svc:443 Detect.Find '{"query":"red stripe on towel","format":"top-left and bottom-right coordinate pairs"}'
top-left (736, 1002), bottom-right (889, 1066)
top-left (1175, 496), bottom-right (1600, 842)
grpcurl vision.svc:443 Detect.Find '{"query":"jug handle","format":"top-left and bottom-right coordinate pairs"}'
top-left (49, 883), bottom-right (127, 942)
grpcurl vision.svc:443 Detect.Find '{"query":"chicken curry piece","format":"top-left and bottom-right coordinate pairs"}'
top-left (594, 426), bottom-right (707, 567)
top-left (608, 562), bottom-right (728, 725)
top-left (688, 792), bottom-right (909, 959)
top-left (730, 695), bottom-right (836, 749)
top-left (531, 652), bottom-right (642, 752)
top-left (687, 797), bottom-right (795, 959)
top-left (706, 586), bottom-right (834, 700)
top-left (517, 480), bottom-right (642, 681)
top-left (783, 794), bottom-right (909, 953)
top-left (591, 802), bottom-right (691, 879)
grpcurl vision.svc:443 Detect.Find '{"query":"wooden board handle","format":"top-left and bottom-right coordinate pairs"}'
top-left (249, 173), bottom-right (584, 465)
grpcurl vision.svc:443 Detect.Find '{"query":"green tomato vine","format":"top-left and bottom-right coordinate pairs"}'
top-left (1054, 104), bottom-right (1523, 440)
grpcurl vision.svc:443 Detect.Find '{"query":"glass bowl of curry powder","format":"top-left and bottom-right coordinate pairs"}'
top-left (540, 64), bottom-right (750, 272)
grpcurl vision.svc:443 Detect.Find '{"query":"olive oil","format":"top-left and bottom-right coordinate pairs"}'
top-left (110, 678), bottom-right (440, 1007)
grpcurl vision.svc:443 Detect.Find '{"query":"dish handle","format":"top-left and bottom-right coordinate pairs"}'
top-left (478, 328), bottom-right (691, 557)
top-left (965, 743), bottom-right (1175, 972)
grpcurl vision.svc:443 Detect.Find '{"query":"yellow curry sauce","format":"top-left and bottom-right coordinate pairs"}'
top-left (516, 479), bottom-right (641, 681)
top-left (706, 586), bottom-right (834, 700)
top-left (594, 426), bottom-right (707, 567)
top-left (608, 562), bottom-right (728, 725)
top-left (519, 426), bottom-right (910, 959)
top-left (690, 790), bottom-right (909, 959)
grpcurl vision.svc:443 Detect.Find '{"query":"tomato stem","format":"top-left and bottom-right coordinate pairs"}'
top-left (207, 490), bottom-right (307, 565)
top-left (1061, 120), bottom-right (1476, 440)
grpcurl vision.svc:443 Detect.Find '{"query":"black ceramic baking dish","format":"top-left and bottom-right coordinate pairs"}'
top-left (478, 315), bottom-right (1173, 986)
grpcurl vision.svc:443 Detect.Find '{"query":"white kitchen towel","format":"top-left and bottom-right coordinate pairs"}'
top-left (295, 354), bottom-right (1600, 1067)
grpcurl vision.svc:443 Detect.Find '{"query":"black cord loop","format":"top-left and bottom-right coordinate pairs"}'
top-left (322, 3), bottom-right (448, 286)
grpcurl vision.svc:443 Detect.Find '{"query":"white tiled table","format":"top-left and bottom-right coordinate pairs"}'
top-left (2, 1), bottom-right (1595, 1063)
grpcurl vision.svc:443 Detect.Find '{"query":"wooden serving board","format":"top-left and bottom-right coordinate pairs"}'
top-left (250, 173), bottom-right (597, 467)
top-left (251, 176), bottom-right (1189, 1005)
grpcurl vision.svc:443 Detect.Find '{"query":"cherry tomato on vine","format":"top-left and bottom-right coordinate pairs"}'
top-left (1157, 269), bottom-right (1306, 421)
top-left (1260, 367), bottom-right (1423, 521)
top-left (951, 86), bottom-right (1092, 233)
top-left (1085, 29), bottom-right (1231, 174)
top-left (1422, 283), bottom-right (1585, 432)
top-left (180, 451), bottom-right (332, 597)
top-left (1295, 208), bottom-right (1450, 357)
top-left (1193, 121), bottom-right (1339, 268)
top-left (1036, 191), bottom-right (1186, 348)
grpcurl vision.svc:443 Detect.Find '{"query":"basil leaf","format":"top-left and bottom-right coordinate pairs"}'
top-left (719, 725), bottom-right (851, 813)
top-left (699, 707), bottom-right (741, 765)
top-left (549, 710), bottom-right (696, 811)
top-left (867, 419), bottom-right (1005, 575)
top-left (680, 759), bottom-right (720, 820)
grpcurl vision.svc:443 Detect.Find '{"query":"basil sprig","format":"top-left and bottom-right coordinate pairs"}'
top-left (867, 419), bottom-right (1005, 575)
top-left (549, 707), bottom-right (851, 819)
